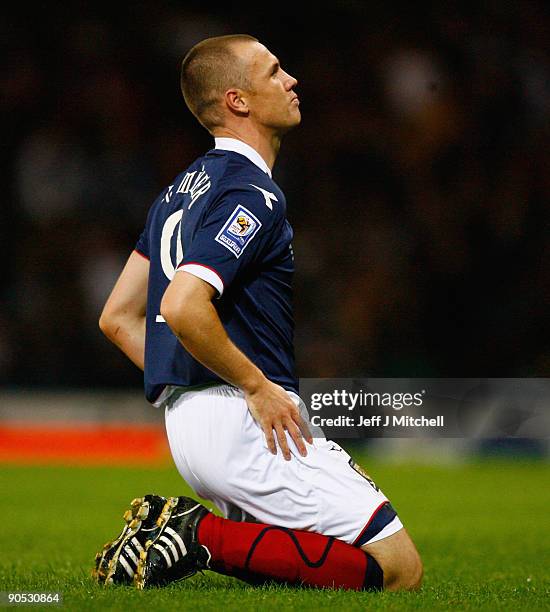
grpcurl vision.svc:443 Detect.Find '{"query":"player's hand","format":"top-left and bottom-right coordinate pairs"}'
top-left (244, 380), bottom-right (313, 460)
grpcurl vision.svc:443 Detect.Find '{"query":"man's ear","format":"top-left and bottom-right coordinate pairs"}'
top-left (224, 89), bottom-right (250, 116)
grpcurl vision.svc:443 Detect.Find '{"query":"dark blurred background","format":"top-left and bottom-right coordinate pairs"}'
top-left (2, 1), bottom-right (549, 391)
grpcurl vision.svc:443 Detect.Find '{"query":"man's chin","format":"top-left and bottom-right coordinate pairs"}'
top-left (270, 112), bottom-right (301, 137)
top-left (281, 113), bottom-right (302, 133)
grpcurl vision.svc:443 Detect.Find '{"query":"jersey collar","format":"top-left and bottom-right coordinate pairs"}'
top-left (214, 137), bottom-right (272, 178)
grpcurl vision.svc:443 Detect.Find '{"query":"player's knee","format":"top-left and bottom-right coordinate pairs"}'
top-left (384, 549), bottom-right (423, 591)
top-left (362, 527), bottom-right (423, 592)
top-left (399, 551), bottom-right (423, 591)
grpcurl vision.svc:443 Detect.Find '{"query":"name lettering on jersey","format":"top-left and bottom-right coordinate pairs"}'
top-left (164, 185), bottom-right (174, 203)
top-left (215, 205), bottom-right (262, 258)
top-left (249, 184), bottom-right (278, 210)
top-left (176, 165), bottom-right (211, 208)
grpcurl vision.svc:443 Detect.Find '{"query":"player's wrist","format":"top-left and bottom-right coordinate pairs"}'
top-left (239, 369), bottom-right (269, 395)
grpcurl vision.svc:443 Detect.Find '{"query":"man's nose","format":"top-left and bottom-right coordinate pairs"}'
top-left (285, 72), bottom-right (298, 90)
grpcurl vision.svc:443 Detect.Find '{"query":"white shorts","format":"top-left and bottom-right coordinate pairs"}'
top-left (163, 384), bottom-right (403, 546)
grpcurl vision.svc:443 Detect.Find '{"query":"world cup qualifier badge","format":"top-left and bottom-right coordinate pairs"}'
top-left (215, 205), bottom-right (262, 258)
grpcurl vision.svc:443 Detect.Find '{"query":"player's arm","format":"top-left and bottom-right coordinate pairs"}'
top-left (160, 271), bottom-right (312, 460)
top-left (99, 251), bottom-right (149, 371)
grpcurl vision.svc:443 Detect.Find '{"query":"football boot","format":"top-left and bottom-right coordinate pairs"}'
top-left (135, 496), bottom-right (211, 589)
top-left (93, 494), bottom-right (167, 585)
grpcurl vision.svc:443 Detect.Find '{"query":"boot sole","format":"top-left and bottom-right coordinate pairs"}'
top-left (134, 496), bottom-right (179, 590)
top-left (92, 497), bottom-right (150, 585)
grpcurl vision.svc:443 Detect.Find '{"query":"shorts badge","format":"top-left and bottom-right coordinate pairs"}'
top-left (348, 459), bottom-right (381, 492)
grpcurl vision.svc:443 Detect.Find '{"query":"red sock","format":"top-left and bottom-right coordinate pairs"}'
top-left (197, 513), bottom-right (382, 591)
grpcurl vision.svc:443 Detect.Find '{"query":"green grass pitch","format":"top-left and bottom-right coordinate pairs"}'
top-left (0, 456), bottom-right (548, 610)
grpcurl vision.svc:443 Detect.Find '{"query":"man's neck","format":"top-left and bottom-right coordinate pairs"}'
top-left (212, 126), bottom-right (281, 172)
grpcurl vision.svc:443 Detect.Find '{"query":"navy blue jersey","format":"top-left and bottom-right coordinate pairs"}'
top-left (135, 143), bottom-right (297, 403)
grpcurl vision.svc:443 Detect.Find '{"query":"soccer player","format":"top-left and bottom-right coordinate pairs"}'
top-left (96, 34), bottom-right (422, 592)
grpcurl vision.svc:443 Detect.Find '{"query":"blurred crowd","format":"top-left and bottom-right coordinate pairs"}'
top-left (1, 2), bottom-right (549, 389)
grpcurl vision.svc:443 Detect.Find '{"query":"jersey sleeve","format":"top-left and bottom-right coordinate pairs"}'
top-left (177, 187), bottom-right (279, 296)
top-left (134, 226), bottom-right (149, 259)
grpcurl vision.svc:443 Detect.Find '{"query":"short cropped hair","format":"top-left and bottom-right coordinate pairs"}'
top-left (181, 34), bottom-right (258, 132)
